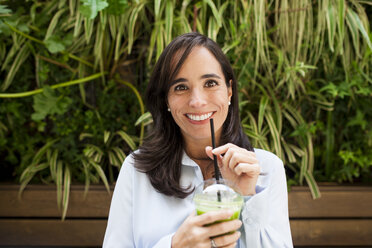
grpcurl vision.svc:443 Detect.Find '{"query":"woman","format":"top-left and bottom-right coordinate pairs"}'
top-left (103, 33), bottom-right (293, 248)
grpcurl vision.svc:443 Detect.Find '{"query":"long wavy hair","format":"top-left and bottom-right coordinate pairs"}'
top-left (133, 32), bottom-right (253, 198)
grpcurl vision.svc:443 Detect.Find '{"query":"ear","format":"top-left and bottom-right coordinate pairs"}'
top-left (228, 79), bottom-right (233, 101)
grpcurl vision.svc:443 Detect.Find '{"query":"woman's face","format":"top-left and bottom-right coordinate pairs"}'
top-left (167, 46), bottom-right (232, 144)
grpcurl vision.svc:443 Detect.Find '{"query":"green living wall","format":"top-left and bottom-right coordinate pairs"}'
top-left (0, 0), bottom-right (371, 219)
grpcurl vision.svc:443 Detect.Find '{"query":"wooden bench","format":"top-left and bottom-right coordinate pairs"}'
top-left (0, 185), bottom-right (371, 247)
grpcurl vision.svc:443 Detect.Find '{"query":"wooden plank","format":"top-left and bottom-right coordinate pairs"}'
top-left (0, 218), bottom-right (371, 246)
top-left (288, 186), bottom-right (372, 218)
top-left (290, 219), bottom-right (372, 246)
top-left (0, 185), bottom-right (113, 218)
top-left (0, 219), bottom-right (107, 246)
top-left (1, 185), bottom-right (372, 218)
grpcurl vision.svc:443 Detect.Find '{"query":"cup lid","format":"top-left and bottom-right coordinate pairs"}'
top-left (194, 178), bottom-right (243, 203)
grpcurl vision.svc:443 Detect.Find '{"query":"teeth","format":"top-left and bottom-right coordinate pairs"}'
top-left (187, 112), bottom-right (213, 121)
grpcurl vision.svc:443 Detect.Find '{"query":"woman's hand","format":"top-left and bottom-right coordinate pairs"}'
top-left (205, 143), bottom-right (260, 196)
top-left (171, 210), bottom-right (242, 248)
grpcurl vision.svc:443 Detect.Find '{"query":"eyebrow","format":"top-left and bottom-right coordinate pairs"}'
top-left (170, 73), bottom-right (221, 86)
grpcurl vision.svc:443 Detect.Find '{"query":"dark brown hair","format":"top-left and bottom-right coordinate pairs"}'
top-left (133, 32), bottom-right (253, 198)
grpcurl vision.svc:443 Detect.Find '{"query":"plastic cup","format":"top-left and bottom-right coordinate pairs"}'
top-left (193, 178), bottom-right (244, 236)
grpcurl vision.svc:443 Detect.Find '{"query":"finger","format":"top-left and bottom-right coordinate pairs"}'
top-left (213, 231), bottom-right (241, 247)
top-left (228, 153), bottom-right (259, 171)
top-left (212, 143), bottom-right (256, 157)
top-left (234, 163), bottom-right (261, 176)
top-left (207, 219), bottom-right (242, 238)
top-left (206, 146), bottom-right (224, 168)
top-left (211, 143), bottom-right (237, 156)
top-left (195, 210), bottom-right (234, 226)
top-left (205, 146), bottom-right (214, 160)
top-left (221, 147), bottom-right (245, 170)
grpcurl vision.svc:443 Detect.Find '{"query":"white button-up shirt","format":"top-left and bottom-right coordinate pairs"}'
top-left (103, 148), bottom-right (293, 247)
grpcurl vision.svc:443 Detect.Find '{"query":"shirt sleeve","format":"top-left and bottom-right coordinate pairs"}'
top-left (239, 155), bottom-right (293, 248)
top-left (103, 156), bottom-right (135, 248)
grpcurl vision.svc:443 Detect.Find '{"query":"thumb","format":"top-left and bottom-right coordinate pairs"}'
top-left (205, 146), bottom-right (214, 160)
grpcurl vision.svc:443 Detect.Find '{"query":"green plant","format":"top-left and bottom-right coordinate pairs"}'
top-left (0, 0), bottom-right (371, 216)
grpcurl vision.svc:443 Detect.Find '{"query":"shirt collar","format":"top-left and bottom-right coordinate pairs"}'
top-left (181, 151), bottom-right (199, 168)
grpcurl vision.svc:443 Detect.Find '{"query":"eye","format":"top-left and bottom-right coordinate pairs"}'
top-left (205, 80), bottom-right (218, 88)
top-left (174, 84), bottom-right (188, 91)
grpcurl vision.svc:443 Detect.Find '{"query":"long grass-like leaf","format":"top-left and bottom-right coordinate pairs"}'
top-left (89, 160), bottom-right (110, 193)
top-left (346, 8), bottom-right (361, 57)
top-left (111, 147), bottom-right (126, 165)
top-left (1, 43), bottom-right (30, 91)
top-left (147, 23), bottom-right (159, 63)
top-left (204, 0), bottom-right (221, 27)
top-left (74, 12), bottom-right (83, 37)
top-left (258, 96), bottom-right (269, 132)
top-left (56, 161), bottom-right (63, 211)
top-left (337, 0), bottom-right (345, 53)
top-left (61, 166), bottom-right (71, 220)
top-left (104, 130), bottom-right (111, 144)
top-left (84, 144), bottom-right (104, 157)
top-left (326, 1), bottom-right (336, 52)
top-left (114, 15), bottom-right (124, 61)
top-left (156, 25), bottom-right (165, 60)
top-left (79, 133), bottom-right (94, 141)
top-left (32, 139), bottom-right (58, 165)
top-left (135, 112), bottom-right (153, 126)
top-left (154, 0), bottom-right (161, 20)
top-left (282, 138), bottom-right (296, 163)
top-left (289, 144), bottom-right (305, 157)
top-left (84, 17), bottom-right (94, 43)
top-left (1, 36), bottom-right (25, 72)
top-left (18, 173), bottom-right (35, 199)
top-left (19, 163), bottom-right (49, 198)
top-left (128, 3), bottom-right (144, 54)
top-left (243, 127), bottom-right (267, 143)
top-left (299, 150), bottom-right (308, 184)
top-left (304, 170), bottom-right (321, 199)
top-left (348, 9), bottom-right (372, 50)
top-left (45, 7), bottom-right (68, 40)
top-left (82, 160), bottom-right (90, 199)
top-left (108, 150), bottom-right (121, 167)
top-left (207, 17), bottom-right (218, 41)
top-left (165, 0), bottom-right (174, 44)
top-left (49, 150), bottom-right (58, 181)
top-left (265, 112), bottom-right (283, 160)
top-left (116, 130), bottom-right (136, 150)
top-left (180, 0), bottom-right (192, 33)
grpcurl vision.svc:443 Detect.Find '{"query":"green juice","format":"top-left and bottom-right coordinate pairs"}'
top-left (194, 192), bottom-right (243, 237)
top-left (193, 179), bottom-right (244, 237)
top-left (196, 209), bottom-right (241, 221)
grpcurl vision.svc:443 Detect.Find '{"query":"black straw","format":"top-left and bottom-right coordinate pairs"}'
top-left (210, 118), bottom-right (221, 202)
top-left (209, 118), bottom-right (220, 180)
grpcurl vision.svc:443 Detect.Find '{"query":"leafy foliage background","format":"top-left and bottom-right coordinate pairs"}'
top-left (0, 0), bottom-right (371, 218)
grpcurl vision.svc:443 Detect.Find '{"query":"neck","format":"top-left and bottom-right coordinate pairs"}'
top-left (183, 135), bottom-right (219, 180)
top-left (184, 138), bottom-right (210, 161)
top-left (182, 128), bottom-right (222, 160)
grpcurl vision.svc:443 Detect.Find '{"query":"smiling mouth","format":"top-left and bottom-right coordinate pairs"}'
top-left (186, 112), bottom-right (214, 121)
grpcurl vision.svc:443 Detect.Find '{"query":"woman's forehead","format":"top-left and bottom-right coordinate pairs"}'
top-left (174, 47), bottom-right (223, 78)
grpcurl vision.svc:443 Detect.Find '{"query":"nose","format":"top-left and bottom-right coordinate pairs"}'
top-left (189, 88), bottom-right (207, 108)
